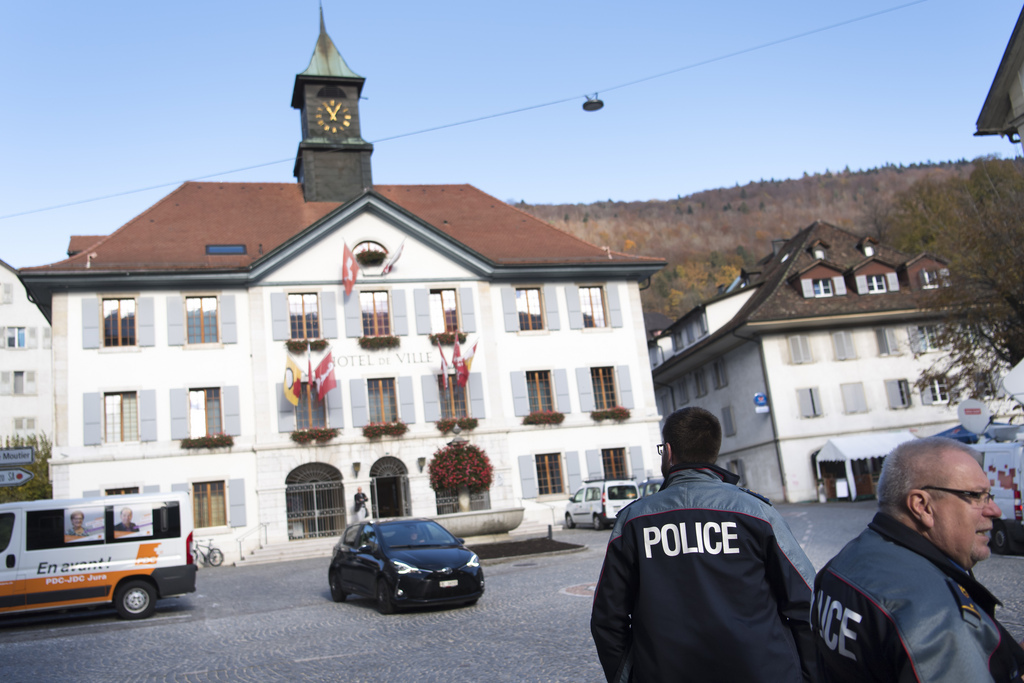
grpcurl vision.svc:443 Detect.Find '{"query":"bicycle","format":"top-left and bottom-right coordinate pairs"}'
top-left (193, 538), bottom-right (224, 567)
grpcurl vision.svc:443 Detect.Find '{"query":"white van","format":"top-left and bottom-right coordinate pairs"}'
top-left (976, 439), bottom-right (1024, 554)
top-left (0, 491), bottom-right (197, 619)
top-left (565, 479), bottom-right (639, 530)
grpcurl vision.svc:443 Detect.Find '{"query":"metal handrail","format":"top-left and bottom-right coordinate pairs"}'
top-left (236, 523), bottom-right (268, 562)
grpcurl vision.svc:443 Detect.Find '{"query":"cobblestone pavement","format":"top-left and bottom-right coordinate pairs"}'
top-left (4, 501), bottom-right (1024, 682)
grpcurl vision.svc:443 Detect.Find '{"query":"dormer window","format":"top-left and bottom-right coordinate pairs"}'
top-left (813, 279), bottom-right (833, 298)
top-left (863, 244), bottom-right (875, 257)
top-left (812, 247), bottom-right (826, 260)
top-left (866, 274), bottom-right (887, 293)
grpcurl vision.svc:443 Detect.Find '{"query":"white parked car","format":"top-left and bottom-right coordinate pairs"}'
top-left (565, 479), bottom-right (639, 530)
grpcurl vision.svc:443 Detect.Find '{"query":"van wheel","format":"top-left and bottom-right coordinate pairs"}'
top-left (991, 521), bottom-right (1011, 555)
top-left (565, 513), bottom-right (576, 529)
top-left (593, 514), bottom-right (605, 531)
top-left (115, 580), bottom-right (157, 620)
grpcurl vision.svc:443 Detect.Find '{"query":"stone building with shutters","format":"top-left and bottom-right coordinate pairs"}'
top-left (651, 221), bottom-right (959, 504)
top-left (19, 16), bottom-right (664, 559)
top-left (0, 259), bottom-right (53, 439)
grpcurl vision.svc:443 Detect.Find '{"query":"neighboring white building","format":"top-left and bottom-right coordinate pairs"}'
top-left (19, 18), bottom-right (664, 560)
top-left (0, 259), bottom-right (52, 439)
top-left (652, 222), bottom-right (959, 503)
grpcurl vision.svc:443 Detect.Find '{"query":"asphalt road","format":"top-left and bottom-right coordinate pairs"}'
top-left (3, 501), bottom-right (1024, 682)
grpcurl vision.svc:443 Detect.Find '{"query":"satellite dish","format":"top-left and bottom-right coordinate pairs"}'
top-left (1002, 359), bottom-right (1024, 405)
top-left (958, 399), bottom-right (992, 435)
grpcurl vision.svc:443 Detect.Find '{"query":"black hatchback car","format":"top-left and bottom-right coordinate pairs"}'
top-left (328, 518), bottom-right (484, 614)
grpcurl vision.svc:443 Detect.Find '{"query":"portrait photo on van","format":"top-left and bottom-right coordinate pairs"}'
top-left (63, 507), bottom-right (104, 543)
top-left (112, 505), bottom-right (153, 539)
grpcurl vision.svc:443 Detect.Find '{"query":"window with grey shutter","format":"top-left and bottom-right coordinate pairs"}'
top-left (392, 290), bottom-right (409, 336)
top-left (798, 387), bottom-right (822, 418)
top-left (511, 372), bottom-right (530, 416)
top-left (321, 291), bottom-right (338, 338)
top-left (712, 359), bottom-right (728, 388)
top-left (832, 331), bottom-right (856, 360)
top-left (789, 335), bottom-right (812, 364)
top-left (170, 388), bottom-right (189, 439)
top-left (223, 385), bottom-right (241, 435)
top-left (422, 374), bottom-right (440, 422)
top-left (629, 446), bottom-right (644, 478)
top-left (1, 283), bottom-right (11, 304)
top-left (554, 369), bottom-right (571, 413)
top-left (876, 328), bottom-right (898, 356)
top-left (576, 367), bottom-right (595, 412)
top-left (460, 287), bottom-right (476, 333)
top-left (694, 368), bottom-right (708, 397)
top-left (885, 379), bottom-right (911, 409)
top-left (585, 449), bottom-right (602, 480)
top-left (721, 406), bottom-right (736, 436)
top-left (270, 293), bottom-right (289, 340)
top-left (833, 276), bottom-right (847, 296)
top-left (855, 275), bottom-right (869, 294)
top-left (325, 383), bottom-right (344, 429)
top-left (518, 454), bottom-right (538, 499)
top-left (565, 285), bottom-right (583, 329)
top-left (82, 298), bottom-right (100, 349)
top-left (24, 371), bottom-right (36, 394)
top-left (414, 289), bottom-right (431, 334)
top-left (398, 376), bottom-right (415, 423)
top-left (501, 287), bottom-right (519, 332)
top-left (84, 392), bottom-right (102, 445)
top-left (344, 293), bottom-right (362, 338)
top-left (229, 478), bottom-right (247, 527)
top-left (616, 365), bottom-right (634, 408)
top-left (886, 272), bottom-right (900, 292)
top-left (138, 297), bottom-right (155, 347)
top-left (565, 451), bottom-right (582, 492)
top-left (140, 389), bottom-right (157, 442)
top-left (166, 296), bottom-right (184, 346)
top-left (677, 377), bottom-right (690, 404)
top-left (349, 379), bottom-right (368, 428)
top-left (277, 382), bottom-right (296, 432)
top-left (469, 372), bottom-right (485, 418)
top-left (800, 279), bottom-right (814, 298)
top-left (544, 284), bottom-right (560, 331)
top-left (27, 327), bottom-right (37, 348)
top-left (841, 383), bottom-right (868, 414)
top-left (220, 295), bottom-right (237, 344)
top-left (607, 285), bottom-right (623, 328)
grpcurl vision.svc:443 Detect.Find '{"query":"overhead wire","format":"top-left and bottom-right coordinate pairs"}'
top-left (0, 0), bottom-right (930, 222)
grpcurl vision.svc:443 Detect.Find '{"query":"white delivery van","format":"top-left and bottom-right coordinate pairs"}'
top-left (976, 438), bottom-right (1024, 554)
top-left (565, 479), bottom-right (639, 530)
top-left (0, 491), bottom-right (197, 619)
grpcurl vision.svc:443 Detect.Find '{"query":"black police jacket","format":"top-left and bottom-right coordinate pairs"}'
top-left (813, 512), bottom-right (1024, 682)
top-left (591, 463), bottom-right (818, 683)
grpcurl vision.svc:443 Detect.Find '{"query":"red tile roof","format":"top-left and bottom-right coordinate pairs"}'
top-left (25, 182), bottom-right (658, 273)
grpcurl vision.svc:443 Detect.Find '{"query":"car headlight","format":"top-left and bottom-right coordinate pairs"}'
top-left (392, 559), bottom-right (422, 574)
top-left (464, 553), bottom-right (480, 568)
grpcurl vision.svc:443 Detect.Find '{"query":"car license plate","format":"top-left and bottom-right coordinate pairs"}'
top-left (439, 579), bottom-right (458, 588)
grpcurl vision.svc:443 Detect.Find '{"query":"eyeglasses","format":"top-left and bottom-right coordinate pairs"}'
top-left (920, 486), bottom-right (994, 507)
top-left (657, 443), bottom-right (665, 456)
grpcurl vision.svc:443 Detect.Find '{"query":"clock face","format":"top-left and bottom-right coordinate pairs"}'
top-left (315, 99), bottom-right (352, 134)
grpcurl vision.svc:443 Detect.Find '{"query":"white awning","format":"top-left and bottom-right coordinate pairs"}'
top-left (815, 431), bottom-right (917, 501)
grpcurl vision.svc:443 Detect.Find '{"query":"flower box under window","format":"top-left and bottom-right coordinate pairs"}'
top-left (180, 434), bottom-right (234, 449)
top-left (429, 331), bottom-right (467, 346)
top-left (358, 335), bottom-right (400, 350)
top-left (435, 417), bottom-right (479, 434)
top-left (355, 250), bottom-right (387, 266)
top-left (591, 407), bottom-right (631, 422)
top-left (290, 427), bottom-right (339, 445)
top-left (362, 421), bottom-right (408, 439)
top-left (522, 411), bottom-right (565, 426)
top-left (285, 338), bottom-right (328, 353)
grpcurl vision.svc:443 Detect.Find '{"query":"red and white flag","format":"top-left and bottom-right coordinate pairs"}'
top-left (452, 334), bottom-right (469, 388)
top-left (381, 239), bottom-right (405, 275)
top-left (313, 351), bottom-right (337, 401)
top-left (437, 341), bottom-right (449, 391)
top-left (342, 242), bottom-right (360, 297)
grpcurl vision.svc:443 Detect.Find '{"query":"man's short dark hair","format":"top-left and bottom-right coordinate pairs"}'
top-left (662, 407), bottom-right (722, 464)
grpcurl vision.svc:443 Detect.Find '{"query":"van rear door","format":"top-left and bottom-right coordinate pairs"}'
top-left (0, 509), bottom-right (25, 609)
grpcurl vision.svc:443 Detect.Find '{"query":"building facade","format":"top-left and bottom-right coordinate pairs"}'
top-left (0, 259), bottom-right (53, 440)
top-left (652, 222), bottom-right (959, 503)
top-left (20, 19), bottom-right (664, 559)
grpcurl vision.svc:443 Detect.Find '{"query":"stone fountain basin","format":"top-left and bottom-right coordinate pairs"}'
top-left (432, 507), bottom-right (524, 538)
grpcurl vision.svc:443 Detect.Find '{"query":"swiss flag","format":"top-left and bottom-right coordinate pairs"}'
top-left (313, 351), bottom-right (337, 401)
top-left (452, 334), bottom-right (469, 388)
top-left (342, 242), bottom-right (360, 297)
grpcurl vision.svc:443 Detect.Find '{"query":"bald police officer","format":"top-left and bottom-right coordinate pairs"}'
top-left (591, 407), bottom-right (817, 682)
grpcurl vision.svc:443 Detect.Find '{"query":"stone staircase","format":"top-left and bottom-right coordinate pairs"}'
top-left (236, 536), bottom-right (337, 566)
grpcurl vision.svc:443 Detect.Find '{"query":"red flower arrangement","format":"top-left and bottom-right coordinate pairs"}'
top-left (355, 249), bottom-right (387, 266)
top-left (429, 331), bottom-right (467, 346)
top-left (362, 421), bottom-right (408, 439)
top-left (427, 441), bottom-right (493, 494)
top-left (285, 339), bottom-right (328, 353)
top-left (522, 410), bottom-right (565, 426)
top-left (435, 417), bottom-right (479, 434)
top-left (291, 427), bottom-right (340, 444)
top-left (358, 335), bottom-right (400, 350)
top-left (180, 434), bottom-right (234, 449)
top-left (591, 406), bottom-right (631, 422)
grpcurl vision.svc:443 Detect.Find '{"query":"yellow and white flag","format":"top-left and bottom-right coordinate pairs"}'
top-left (284, 356), bottom-right (302, 406)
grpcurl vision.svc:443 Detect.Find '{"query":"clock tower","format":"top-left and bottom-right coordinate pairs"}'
top-left (292, 10), bottom-right (373, 203)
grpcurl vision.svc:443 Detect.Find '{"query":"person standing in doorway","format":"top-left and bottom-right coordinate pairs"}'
top-left (354, 487), bottom-right (368, 521)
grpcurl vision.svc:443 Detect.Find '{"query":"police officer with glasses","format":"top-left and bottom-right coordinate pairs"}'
top-left (813, 436), bottom-right (1024, 682)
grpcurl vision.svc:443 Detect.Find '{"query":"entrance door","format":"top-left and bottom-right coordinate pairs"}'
top-left (369, 457), bottom-right (410, 518)
top-left (285, 463), bottom-right (345, 540)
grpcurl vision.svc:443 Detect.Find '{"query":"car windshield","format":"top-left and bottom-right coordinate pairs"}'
top-left (379, 521), bottom-right (458, 549)
top-left (608, 485), bottom-right (638, 500)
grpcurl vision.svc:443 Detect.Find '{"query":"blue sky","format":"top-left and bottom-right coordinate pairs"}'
top-left (1, 0), bottom-right (1020, 268)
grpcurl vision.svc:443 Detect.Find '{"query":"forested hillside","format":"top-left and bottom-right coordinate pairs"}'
top-left (518, 160), bottom-right (974, 318)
